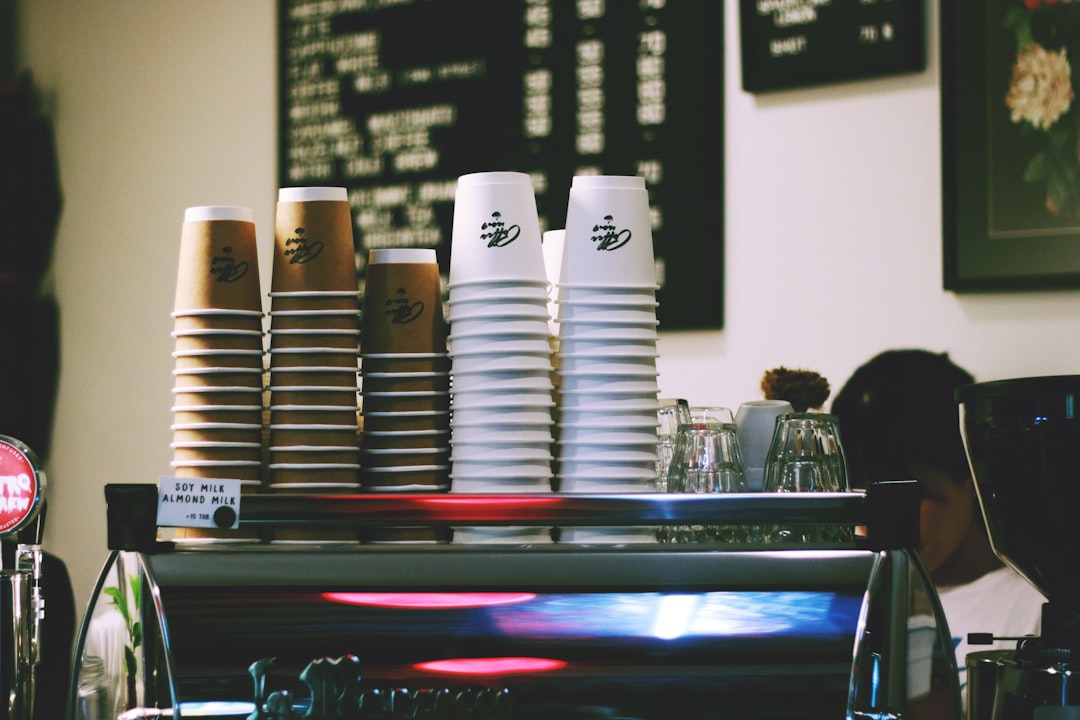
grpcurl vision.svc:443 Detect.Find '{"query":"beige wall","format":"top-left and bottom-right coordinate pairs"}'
top-left (16, 0), bottom-right (1080, 620)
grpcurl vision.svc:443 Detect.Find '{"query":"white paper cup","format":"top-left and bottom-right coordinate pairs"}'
top-left (446, 300), bottom-right (550, 322)
top-left (451, 406), bottom-right (553, 426)
top-left (560, 175), bottom-right (657, 288)
top-left (555, 283), bottom-right (657, 304)
top-left (447, 279), bottom-right (551, 302)
top-left (557, 374), bottom-right (660, 394)
top-left (556, 459), bottom-right (658, 481)
top-left (556, 339), bottom-right (659, 358)
top-left (448, 352), bottom-right (553, 373)
top-left (449, 459), bottom-right (554, 481)
top-left (449, 171), bottom-right (546, 286)
top-left (450, 370), bottom-right (554, 392)
top-left (450, 442), bottom-right (553, 461)
top-left (556, 476), bottom-right (660, 493)
top-left (450, 426), bottom-right (553, 444)
top-left (448, 317), bottom-right (551, 339)
top-left (449, 335), bottom-right (552, 357)
top-left (451, 390), bottom-right (554, 409)
top-left (555, 442), bottom-right (658, 462)
top-left (557, 355), bottom-right (658, 375)
top-left (554, 394), bottom-right (660, 412)
top-left (556, 321), bottom-right (659, 341)
top-left (556, 425), bottom-right (661, 445)
top-left (557, 409), bottom-right (659, 428)
top-left (556, 302), bottom-right (658, 324)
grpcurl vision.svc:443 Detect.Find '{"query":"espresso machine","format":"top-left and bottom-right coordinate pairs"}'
top-left (957, 375), bottom-right (1080, 718)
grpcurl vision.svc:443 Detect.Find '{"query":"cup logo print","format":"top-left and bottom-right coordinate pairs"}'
top-left (0, 440), bottom-right (37, 534)
top-left (591, 214), bottom-right (632, 252)
top-left (284, 226), bottom-right (324, 264)
top-left (210, 246), bottom-right (250, 284)
top-left (384, 287), bottom-right (424, 324)
top-left (481, 211), bottom-right (520, 248)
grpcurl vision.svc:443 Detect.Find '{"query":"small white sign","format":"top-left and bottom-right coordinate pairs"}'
top-left (157, 477), bottom-right (242, 529)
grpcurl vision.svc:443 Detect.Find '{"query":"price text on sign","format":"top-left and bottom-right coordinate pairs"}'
top-left (157, 477), bottom-right (241, 529)
top-left (739, 0), bottom-right (924, 92)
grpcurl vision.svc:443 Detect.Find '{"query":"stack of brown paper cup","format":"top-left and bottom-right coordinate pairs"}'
top-left (358, 248), bottom-right (450, 543)
top-left (266, 187), bottom-right (361, 543)
top-left (554, 176), bottom-right (661, 545)
top-left (446, 171), bottom-right (556, 545)
top-left (170, 205), bottom-right (264, 543)
top-left (358, 249), bottom-right (450, 534)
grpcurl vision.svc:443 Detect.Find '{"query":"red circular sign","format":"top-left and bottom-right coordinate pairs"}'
top-left (0, 436), bottom-right (43, 536)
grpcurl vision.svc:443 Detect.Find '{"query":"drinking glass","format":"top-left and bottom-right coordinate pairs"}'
top-left (762, 412), bottom-right (852, 543)
top-left (655, 398), bottom-right (691, 493)
top-left (663, 422), bottom-right (747, 543)
top-left (689, 405), bottom-right (735, 428)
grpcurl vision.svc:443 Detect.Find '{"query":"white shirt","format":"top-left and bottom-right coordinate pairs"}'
top-left (937, 566), bottom-right (1045, 712)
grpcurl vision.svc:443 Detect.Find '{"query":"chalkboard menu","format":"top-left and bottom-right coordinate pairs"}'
top-left (740, 0), bottom-right (924, 92)
top-left (278, 0), bottom-right (724, 330)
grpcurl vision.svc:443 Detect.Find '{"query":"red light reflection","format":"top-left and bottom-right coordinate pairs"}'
top-left (414, 657), bottom-right (566, 675)
top-left (321, 592), bottom-right (537, 609)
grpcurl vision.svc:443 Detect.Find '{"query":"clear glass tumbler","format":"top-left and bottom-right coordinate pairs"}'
top-left (664, 422), bottom-right (747, 543)
top-left (762, 412), bottom-right (851, 543)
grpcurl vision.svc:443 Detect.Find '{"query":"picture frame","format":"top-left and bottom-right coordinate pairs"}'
top-left (942, 1), bottom-right (1080, 291)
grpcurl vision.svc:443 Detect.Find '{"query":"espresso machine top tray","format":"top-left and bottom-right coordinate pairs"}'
top-left (68, 482), bottom-right (961, 720)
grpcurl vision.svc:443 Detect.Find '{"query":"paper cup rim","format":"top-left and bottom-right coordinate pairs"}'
top-left (171, 422), bottom-right (262, 430)
top-left (456, 170), bottom-right (532, 187)
top-left (362, 463), bottom-right (449, 473)
top-left (362, 447), bottom-right (450, 455)
top-left (361, 371), bottom-right (449, 378)
top-left (267, 385), bottom-right (358, 392)
top-left (570, 174), bottom-right (647, 190)
top-left (183, 205), bottom-right (255, 223)
top-left (171, 404), bottom-right (264, 412)
top-left (172, 308), bottom-right (263, 318)
top-left (170, 441), bottom-right (261, 449)
top-left (361, 410), bottom-right (450, 417)
top-left (446, 278), bottom-right (551, 290)
top-left (171, 329), bottom-right (264, 338)
top-left (268, 405), bottom-right (357, 412)
top-left (172, 386), bottom-right (262, 394)
top-left (363, 390), bottom-right (448, 398)
top-left (267, 347), bottom-right (359, 355)
top-left (268, 290), bottom-right (360, 298)
top-left (278, 186), bottom-right (347, 202)
top-left (268, 463), bottom-right (361, 470)
top-left (557, 282), bottom-right (660, 290)
top-left (268, 309), bottom-right (361, 316)
top-left (173, 349), bottom-right (264, 358)
top-left (266, 482), bottom-right (362, 490)
top-left (269, 365), bottom-right (358, 373)
top-left (269, 445), bottom-right (359, 452)
top-left (369, 248), bottom-right (438, 264)
top-left (169, 460), bottom-right (262, 468)
top-left (173, 367), bottom-right (262, 376)
top-left (361, 352), bottom-right (449, 359)
top-left (268, 423), bottom-right (359, 430)
top-left (363, 429), bottom-right (451, 437)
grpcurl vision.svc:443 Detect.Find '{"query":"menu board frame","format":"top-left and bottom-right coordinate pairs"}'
top-left (942, 1), bottom-right (1080, 291)
top-left (739, 0), bottom-right (924, 93)
top-left (277, 0), bottom-right (725, 330)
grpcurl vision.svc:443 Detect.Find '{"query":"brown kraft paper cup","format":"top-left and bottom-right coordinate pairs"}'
top-left (175, 208), bottom-right (262, 313)
top-left (361, 260), bottom-right (446, 355)
top-left (273, 190), bottom-right (358, 293)
top-left (360, 354), bottom-right (451, 375)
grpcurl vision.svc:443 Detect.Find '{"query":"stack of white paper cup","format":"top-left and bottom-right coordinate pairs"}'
top-left (447, 171), bottom-right (555, 544)
top-left (266, 187), bottom-right (362, 543)
top-left (554, 175), bottom-right (661, 544)
top-left (170, 205), bottom-right (264, 542)
top-left (358, 248), bottom-right (451, 544)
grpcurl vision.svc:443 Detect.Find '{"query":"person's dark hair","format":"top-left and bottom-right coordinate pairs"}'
top-left (831, 349), bottom-right (975, 489)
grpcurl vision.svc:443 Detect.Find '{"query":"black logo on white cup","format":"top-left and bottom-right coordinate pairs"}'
top-left (481, 211), bottom-right (521, 247)
top-left (591, 215), bottom-right (631, 251)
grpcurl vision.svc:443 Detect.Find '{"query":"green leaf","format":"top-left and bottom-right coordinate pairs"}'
top-left (132, 621), bottom-right (143, 650)
top-left (124, 645), bottom-right (137, 677)
top-left (1025, 151), bottom-right (1050, 182)
top-left (131, 575), bottom-right (141, 611)
top-left (1002, 6), bottom-right (1034, 49)
top-left (103, 587), bottom-right (131, 626)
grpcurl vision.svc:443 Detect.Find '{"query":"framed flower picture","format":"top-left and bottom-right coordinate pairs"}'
top-left (942, 0), bottom-right (1080, 290)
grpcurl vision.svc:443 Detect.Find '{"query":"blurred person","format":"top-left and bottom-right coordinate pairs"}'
top-left (831, 349), bottom-right (1044, 710)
